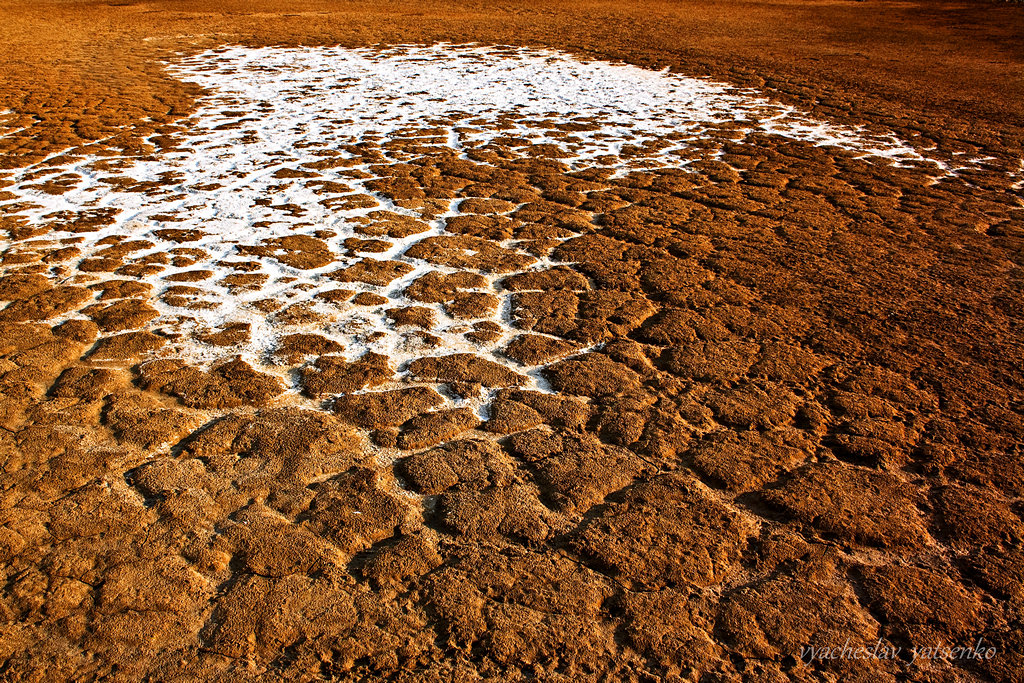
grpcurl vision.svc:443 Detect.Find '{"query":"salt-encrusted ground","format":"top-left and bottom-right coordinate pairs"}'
top-left (0, 45), bottom-right (981, 415)
top-left (1, 4), bottom-right (1024, 682)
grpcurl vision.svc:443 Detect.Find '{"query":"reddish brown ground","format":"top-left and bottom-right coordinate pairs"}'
top-left (1, 2), bottom-right (1024, 682)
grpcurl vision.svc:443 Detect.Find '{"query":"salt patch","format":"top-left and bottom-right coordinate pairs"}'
top-left (0, 44), bottom-right (992, 411)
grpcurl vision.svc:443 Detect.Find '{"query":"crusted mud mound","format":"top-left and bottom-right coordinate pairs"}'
top-left (1, 3), bottom-right (1024, 682)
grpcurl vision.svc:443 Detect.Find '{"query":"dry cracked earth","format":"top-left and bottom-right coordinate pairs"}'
top-left (1, 1), bottom-right (1024, 682)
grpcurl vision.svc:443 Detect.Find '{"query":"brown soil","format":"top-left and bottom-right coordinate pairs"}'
top-left (1, 1), bottom-right (1024, 682)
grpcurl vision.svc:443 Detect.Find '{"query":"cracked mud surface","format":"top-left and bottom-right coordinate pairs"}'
top-left (1, 2), bottom-right (1024, 682)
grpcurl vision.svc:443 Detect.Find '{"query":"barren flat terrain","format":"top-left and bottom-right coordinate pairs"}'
top-left (1, 1), bottom-right (1023, 681)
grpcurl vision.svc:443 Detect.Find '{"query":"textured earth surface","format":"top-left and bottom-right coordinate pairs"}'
top-left (1, 1), bottom-right (1024, 682)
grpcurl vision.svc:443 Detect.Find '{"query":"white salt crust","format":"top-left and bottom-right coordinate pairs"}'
top-left (0, 44), bottom-right (999, 413)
